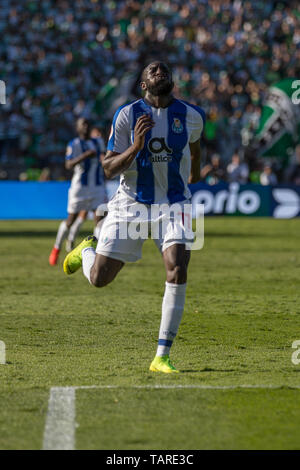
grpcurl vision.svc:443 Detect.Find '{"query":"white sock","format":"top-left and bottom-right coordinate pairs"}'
top-left (68, 216), bottom-right (85, 242)
top-left (82, 247), bottom-right (96, 284)
top-left (54, 220), bottom-right (69, 249)
top-left (93, 217), bottom-right (105, 240)
top-left (156, 282), bottom-right (187, 357)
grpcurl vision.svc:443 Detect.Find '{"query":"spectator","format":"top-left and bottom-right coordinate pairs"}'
top-left (201, 154), bottom-right (225, 185)
top-left (260, 164), bottom-right (278, 186)
top-left (285, 144), bottom-right (300, 185)
top-left (227, 152), bottom-right (249, 184)
top-left (0, 0), bottom-right (299, 180)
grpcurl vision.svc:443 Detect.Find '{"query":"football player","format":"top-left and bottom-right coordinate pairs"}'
top-left (49, 118), bottom-right (107, 265)
top-left (63, 62), bottom-right (205, 373)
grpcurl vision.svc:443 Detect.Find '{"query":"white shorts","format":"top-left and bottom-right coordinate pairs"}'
top-left (67, 189), bottom-right (107, 214)
top-left (95, 203), bottom-right (108, 217)
top-left (96, 190), bottom-right (194, 263)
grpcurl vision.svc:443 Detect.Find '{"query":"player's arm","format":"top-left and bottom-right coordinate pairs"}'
top-left (102, 115), bottom-right (154, 179)
top-left (188, 138), bottom-right (201, 184)
top-left (65, 148), bottom-right (96, 170)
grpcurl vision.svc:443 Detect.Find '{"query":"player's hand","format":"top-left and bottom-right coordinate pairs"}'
top-left (133, 114), bottom-right (155, 151)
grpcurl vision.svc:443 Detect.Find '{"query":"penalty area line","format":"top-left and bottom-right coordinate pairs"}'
top-left (42, 384), bottom-right (300, 450)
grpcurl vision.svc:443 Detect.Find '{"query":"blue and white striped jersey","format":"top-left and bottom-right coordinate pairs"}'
top-left (107, 98), bottom-right (205, 204)
top-left (65, 137), bottom-right (106, 199)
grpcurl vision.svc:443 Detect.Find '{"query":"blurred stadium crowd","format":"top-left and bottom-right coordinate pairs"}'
top-left (0, 0), bottom-right (299, 183)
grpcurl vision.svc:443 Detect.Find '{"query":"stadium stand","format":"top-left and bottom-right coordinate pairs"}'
top-left (0, 0), bottom-right (299, 182)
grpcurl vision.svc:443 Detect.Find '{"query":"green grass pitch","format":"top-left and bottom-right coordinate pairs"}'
top-left (1, 217), bottom-right (300, 450)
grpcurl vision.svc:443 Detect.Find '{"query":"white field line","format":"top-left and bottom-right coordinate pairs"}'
top-left (73, 384), bottom-right (300, 390)
top-left (43, 384), bottom-right (300, 450)
top-left (43, 387), bottom-right (76, 450)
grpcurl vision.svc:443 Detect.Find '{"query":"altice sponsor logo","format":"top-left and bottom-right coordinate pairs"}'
top-left (150, 155), bottom-right (172, 162)
top-left (148, 137), bottom-right (173, 163)
top-left (0, 80), bottom-right (6, 105)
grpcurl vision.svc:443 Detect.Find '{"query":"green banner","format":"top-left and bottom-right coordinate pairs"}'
top-left (254, 78), bottom-right (300, 162)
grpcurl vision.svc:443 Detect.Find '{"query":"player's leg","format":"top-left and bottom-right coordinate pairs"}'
top-left (163, 243), bottom-right (190, 284)
top-left (49, 213), bottom-right (78, 265)
top-left (63, 204), bottom-right (127, 284)
top-left (63, 201), bottom-right (143, 284)
top-left (150, 243), bottom-right (190, 373)
top-left (85, 253), bottom-right (124, 287)
top-left (63, 235), bottom-right (124, 284)
top-left (66, 210), bottom-right (87, 252)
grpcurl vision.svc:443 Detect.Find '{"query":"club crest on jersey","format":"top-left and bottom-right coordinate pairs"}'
top-left (172, 118), bottom-right (183, 134)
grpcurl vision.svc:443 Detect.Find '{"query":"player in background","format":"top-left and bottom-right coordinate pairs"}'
top-left (64, 209), bottom-right (88, 253)
top-left (63, 62), bottom-right (205, 373)
top-left (64, 126), bottom-right (108, 253)
top-left (49, 117), bottom-right (107, 265)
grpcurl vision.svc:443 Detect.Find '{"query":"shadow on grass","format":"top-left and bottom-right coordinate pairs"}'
top-left (205, 231), bottom-right (287, 239)
top-left (181, 368), bottom-right (236, 373)
top-left (0, 230), bottom-right (92, 238)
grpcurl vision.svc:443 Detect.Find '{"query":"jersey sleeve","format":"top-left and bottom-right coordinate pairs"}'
top-left (107, 105), bottom-right (130, 153)
top-left (65, 140), bottom-right (75, 160)
top-left (189, 107), bottom-right (206, 143)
